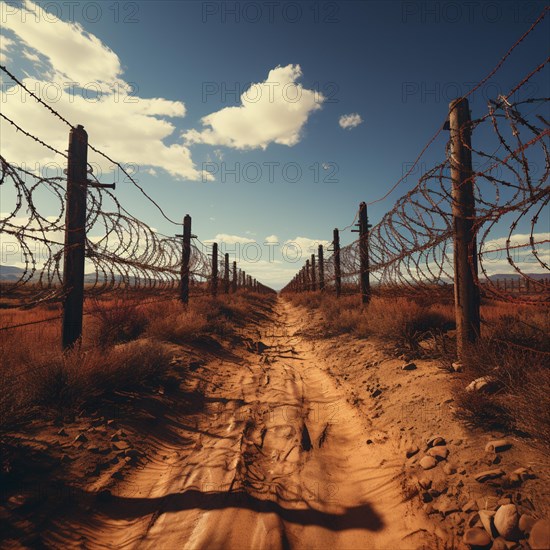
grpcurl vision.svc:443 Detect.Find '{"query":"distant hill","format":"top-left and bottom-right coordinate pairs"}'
top-left (0, 265), bottom-right (29, 281)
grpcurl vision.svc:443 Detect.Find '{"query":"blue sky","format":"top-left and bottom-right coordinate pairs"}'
top-left (1, 0), bottom-right (548, 288)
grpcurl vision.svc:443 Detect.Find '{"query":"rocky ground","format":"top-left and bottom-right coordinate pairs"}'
top-left (0, 296), bottom-right (548, 549)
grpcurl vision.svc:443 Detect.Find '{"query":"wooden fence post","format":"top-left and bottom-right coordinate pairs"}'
top-left (179, 214), bottom-right (192, 304)
top-left (62, 124), bottom-right (88, 350)
top-left (318, 244), bottom-right (325, 291)
top-left (224, 253), bottom-right (230, 294)
top-left (211, 242), bottom-right (218, 297)
top-left (232, 261), bottom-right (237, 292)
top-left (449, 98), bottom-right (480, 358)
top-left (311, 254), bottom-right (316, 291)
top-left (359, 201), bottom-right (371, 304)
top-left (305, 259), bottom-right (311, 291)
top-left (333, 228), bottom-right (341, 297)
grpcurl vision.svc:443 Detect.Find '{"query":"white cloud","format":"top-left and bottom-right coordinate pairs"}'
top-left (264, 234), bottom-right (279, 243)
top-left (284, 236), bottom-right (330, 255)
top-left (339, 113), bottom-right (363, 130)
top-left (1, 0), bottom-right (207, 181)
top-left (0, 34), bottom-right (16, 63)
top-left (479, 232), bottom-right (549, 275)
top-left (204, 234), bottom-right (255, 245)
top-left (184, 64), bottom-right (324, 150)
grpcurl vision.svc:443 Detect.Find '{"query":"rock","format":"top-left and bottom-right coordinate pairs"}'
top-left (431, 479), bottom-right (447, 494)
top-left (484, 440), bottom-right (512, 453)
top-left (418, 476), bottom-right (432, 490)
top-left (427, 435), bottom-right (446, 447)
top-left (433, 496), bottom-right (459, 516)
top-left (511, 467), bottom-right (533, 481)
top-left (518, 513), bottom-right (536, 534)
top-left (467, 512), bottom-right (481, 529)
top-left (474, 469), bottom-right (505, 483)
top-left (462, 500), bottom-right (477, 513)
top-left (494, 504), bottom-right (518, 539)
top-left (420, 456), bottom-right (437, 470)
top-left (451, 361), bottom-right (463, 372)
top-left (478, 510), bottom-right (497, 537)
top-left (466, 376), bottom-right (499, 393)
top-left (73, 433), bottom-right (88, 443)
top-left (406, 445), bottom-right (420, 458)
top-left (463, 527), bottom-right (491, 548)
top-left (498, 498), bottom-right (512, 506)
top-left (443, 463), bottom-right (457, 475)
top-left (371, 389), bottom-right (382, 398)
top-left (402, 362), bottom-right (417, 371)
top-left (428, 446), bottom-right (449, 460)
top-left (110, 434), bottom-right (120, 442)
top-left (529, 519), bottom-right (550, 550)
top-left (491, 538), bottom-right (508, 550)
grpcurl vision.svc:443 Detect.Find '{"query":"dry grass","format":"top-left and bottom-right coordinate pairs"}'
top-left (288, 291), bottom-right (549, 446)
top-left (0, 290), bottom-right (276, 429)
top-left (289, 292), bottom-right (454, 353)
top-left (454, 302), bottom-right (549, 446)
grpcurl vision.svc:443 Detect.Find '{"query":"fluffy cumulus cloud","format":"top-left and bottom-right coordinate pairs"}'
top-left (339, 112), bottom-right (363, 130)
top-left (284, 236), bottom-right (330, 256)
top-left (479, 232), bottom-right (550, 275)
top-left (184, 64), bottom-right (324, 150)
top-left (0, 0), bottom-right (207, 180)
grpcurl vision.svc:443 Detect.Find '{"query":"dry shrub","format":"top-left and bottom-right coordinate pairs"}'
top-left (145, 300), bottom-right (208, 344)
top-left (455, 306), bottom-right (549, 446)
top-left (0, 336), bottom-right (170, 427)
top-left (88, 296), bottom-right (149, 348)
top-left (294, 293), bottom-right (454, 345)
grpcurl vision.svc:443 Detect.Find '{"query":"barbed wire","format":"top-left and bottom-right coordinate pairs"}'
top-left (284, 90), bottom-right (549, 304)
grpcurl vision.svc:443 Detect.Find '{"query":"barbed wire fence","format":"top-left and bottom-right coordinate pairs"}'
top-left (0, 67), bottom-right (274, 347)
top-left (282, 10), bottom-right (549, 359)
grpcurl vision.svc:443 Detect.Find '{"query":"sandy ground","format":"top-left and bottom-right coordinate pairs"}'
top-left (1, 296), bottom-right (548, 549)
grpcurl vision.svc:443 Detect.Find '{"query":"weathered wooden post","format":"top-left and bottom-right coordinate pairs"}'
top-left (305, 259), bottom-right (311, 291)
top-left (449, 98), bottom-right (480, 358)
top-left (359, 201), bottom-right (371, 304)
top-left (318, 244), bottom-right (325, 291)
top-left (224, 253), bottom-right (230, 294)
top-left (311, 254), bottom-right (317, 291)
top-left (178, 214), bottom-right (192, 304)
top-left (241, 270), bottom-right (246, 289)
top-left (211, 242), bottom-right (218, 297)
top-left (334, 228), bottom-right (341, 297)
top-left (232, 261), bottom-right (237, 293)
top-left (62, 125), bottom-right (88, 350)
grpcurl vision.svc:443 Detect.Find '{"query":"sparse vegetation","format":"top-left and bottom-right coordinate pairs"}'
top-left (288, 290), bottom-right (550, 446)
top-left (0, 290), bottom-right (276, 429)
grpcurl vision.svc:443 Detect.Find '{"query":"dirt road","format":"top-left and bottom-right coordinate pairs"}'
top-left (45, 298), bottom-right (438, 549)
